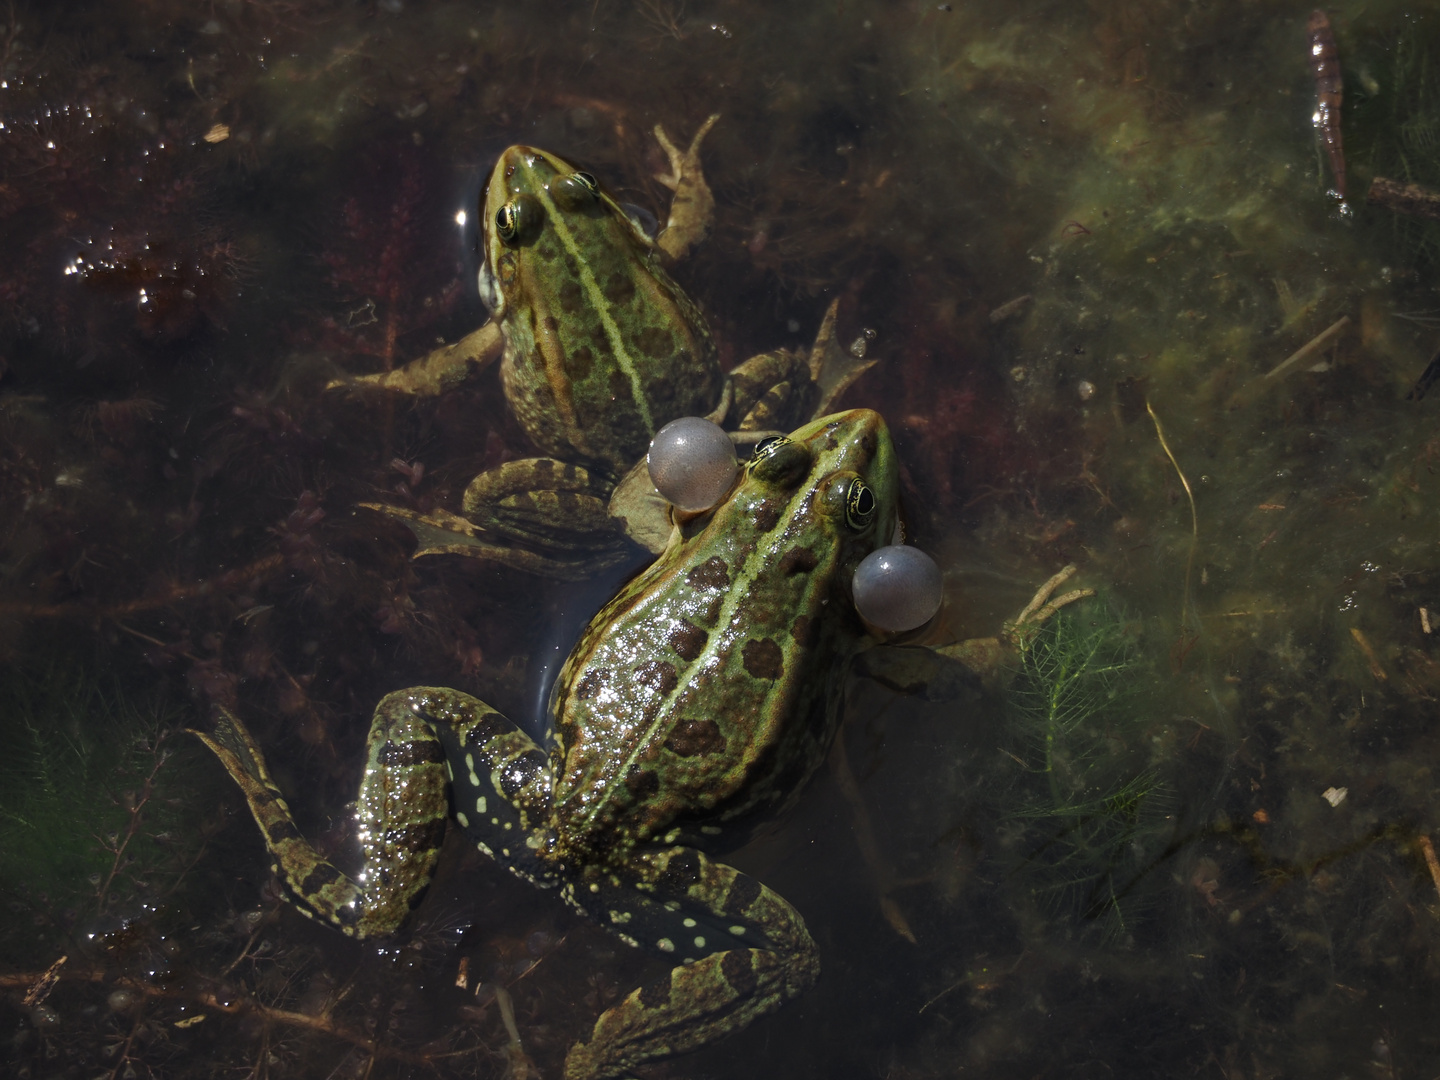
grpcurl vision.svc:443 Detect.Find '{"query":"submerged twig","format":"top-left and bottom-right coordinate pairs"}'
top-left (1367, 176), bottom-right (1440, 221)
top-left (1226, 316), bottom-right (1351, 408)
top-left (1348, 627), bottom-right (1388, 682)
top-left (1264, 315), bottom-right (1350, 381)
top-left (1418, 835), bottom-right (1440, 901)
top-left (1145, 401), bottom-right (1197, 630)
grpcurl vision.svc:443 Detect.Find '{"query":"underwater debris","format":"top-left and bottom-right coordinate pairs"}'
top-left (1308, 10), bottom-right (1347, 201)
top-left (1367, 175), bottom-right (1440, 220)
top-left (1224, 315), bottom-right (1351, 408)
top-left (1404, 345), bottom-right (1440, 400)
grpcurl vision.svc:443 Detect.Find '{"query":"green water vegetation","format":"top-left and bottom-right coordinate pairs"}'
top-left (1350, 8), bottom-right (1440, 265)
top-left (0, 660), bottom-right (208, 960)
top-left (996, 606), bottom-right (1170, 941)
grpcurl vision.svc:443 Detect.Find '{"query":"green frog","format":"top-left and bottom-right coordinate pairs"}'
top-left (335, 120), bottom-right (875, 579)
top-left (195, 406), bottom-right (1094, 1074)
top-left (196, 409), bottom-right (907, 1078)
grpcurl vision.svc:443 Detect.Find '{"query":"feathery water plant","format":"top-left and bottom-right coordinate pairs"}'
top-left (999, 606), bottom-right (1169, 940)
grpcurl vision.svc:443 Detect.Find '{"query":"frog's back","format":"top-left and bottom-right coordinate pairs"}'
top-left (549, 411), bottom-right (897, 858)
top-left (484, 145), bottom-right (721, 472)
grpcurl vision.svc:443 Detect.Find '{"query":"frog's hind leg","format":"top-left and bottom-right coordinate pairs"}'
top-left (401, 688), bottom-right (558, 889)
top-left (563, 846), bottom-right (818, 1080)
top-left (462, 458), bottom-right (619, 554)
top-left (191, 700), bottom-right (448, 938)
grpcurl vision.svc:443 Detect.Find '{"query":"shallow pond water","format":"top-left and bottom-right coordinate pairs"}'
top-left (3, 0), bottom-right (1440, 1076)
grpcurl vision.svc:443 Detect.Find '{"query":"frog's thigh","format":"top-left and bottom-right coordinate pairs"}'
top-left (564, 846), bottom-right (818, 1080)
top-left (396, 688), bottom-right (556, 883)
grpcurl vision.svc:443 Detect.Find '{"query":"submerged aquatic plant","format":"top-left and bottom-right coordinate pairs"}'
top-left (999, 606), bottom-right (1169, 940)
top-left (0, 660), bottom-right (207, 959)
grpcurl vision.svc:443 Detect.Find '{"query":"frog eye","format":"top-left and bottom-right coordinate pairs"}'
top-left (495, 194), bottom-right (543, 245)
top-left (749, 436), bottom-right (791, 465)
top-left (749, 436), bottom-right (812, 486)
top-left (551, 171), bottom-right (602, 210)
top-left (845, 478), bottom-right (877, 530)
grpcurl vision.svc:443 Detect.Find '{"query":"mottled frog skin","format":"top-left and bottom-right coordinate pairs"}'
top-left (343, 122), bottom-right (875, 579)
top-left (196, 408), bottom-right (900, 1078)
top-left (476, 144), bottom-right (721, 474)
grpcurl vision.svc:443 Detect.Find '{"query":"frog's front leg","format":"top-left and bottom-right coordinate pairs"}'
top-left (857, 565), bottom-right (1096, 697)
top-left (326, 321), bottom-right (504, 397)
top-left (563, 846), bottom-right (818, 1080)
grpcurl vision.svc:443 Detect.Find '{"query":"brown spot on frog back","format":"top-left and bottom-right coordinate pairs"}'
top-left (634, 324), bottom-right (675, 360)
top-left (573, 668), bottom-right (609, 700)
top-left (687, 556), bottom-right (730, 591)
top-left (558, 279), bottom-right (583, 314)
top-left (777, 546), bottom-right (818, 575)
top-left (741, 638), bottom-right (784, 680)
top-left (668, 619), bottom-right (709, 661)
top-left (567, 344), bottom-right (595, 382)
top-left (752, 500), bottom-right (781, 533)
top-left (603, 270), bottom-right (636, 307)
top-left (790, 614), bottom-right (818, 648)
top-left (664, 718), bottom-right (725, 758)
top-left (625, 764), bottom-right (660, 799)
top-left (634, 660), bottom-right (679, 695)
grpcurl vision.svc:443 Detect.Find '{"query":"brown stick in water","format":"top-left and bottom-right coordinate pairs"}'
top-left (1308, 10), bottom-right (1346, 199)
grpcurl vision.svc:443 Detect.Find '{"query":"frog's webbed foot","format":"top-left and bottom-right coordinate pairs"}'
top-left (190, 700), bottom-right (449, 939)
top-left (360, 456), bottom-right (638, 580)
top-left (562, 846), bottom-right (818, 1080)
top-left (1001, 564), bottom-right (1094, 649)
top-left (360, 502), bottom-right (633, 580)
top-left (806, 297), bottom-right (881, 418)
top-left (725, 347), bottom-right (816, 433)
top-left (653, 113), bottom-right (720, 263)
top-left (463, 458), bottom-right (620, 553)
top-left (324, 322), bottom-right (503, 397)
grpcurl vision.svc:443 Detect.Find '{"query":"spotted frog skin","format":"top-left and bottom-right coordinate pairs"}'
top-left (196, 408), bottom-right (901, 1078)
top-left (340, 122), bottom-right (875, 579)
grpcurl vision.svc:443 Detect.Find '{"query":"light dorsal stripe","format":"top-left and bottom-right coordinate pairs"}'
top-left (520, 156), bottom-right (656, 435)
top-left (598, 502), bottom-right (817, 826)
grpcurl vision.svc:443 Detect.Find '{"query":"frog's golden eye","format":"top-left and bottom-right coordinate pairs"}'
top-left (845, 478), bottom-right (876, 530)
top-left (495, 194), bottom-right (543, 245)
top-left (749, 436), bottom-right (811, 486)
top-left (749, 436), bottom-right (791, 465)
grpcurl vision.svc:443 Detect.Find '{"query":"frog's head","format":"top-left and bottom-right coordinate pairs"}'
top-left (692, 408), bottom-right (900, 626)
top-left (475, 145), bottom-right (653, 320)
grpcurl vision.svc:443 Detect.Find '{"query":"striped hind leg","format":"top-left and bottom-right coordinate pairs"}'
top-left (562, 846), bottom-right (818, 1080)
top-left (400, 688), bottom-right (558, 887)
top-left (192, 697), bottom-right (448, 938)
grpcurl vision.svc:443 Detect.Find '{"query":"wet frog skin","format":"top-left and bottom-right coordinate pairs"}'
top-left (341, 122), bottom-right (876, 579)
top-left (196, 408), bottom-right (901, 1079)
top-left (476, 144), bottom-right (721, 474)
